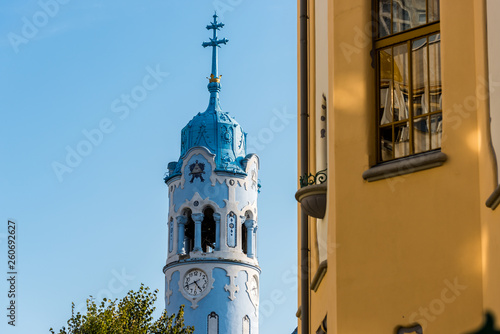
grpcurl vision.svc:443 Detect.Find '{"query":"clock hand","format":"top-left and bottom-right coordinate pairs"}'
top-left (194, 280), bottom-right (202, 291)
top-left (185, 280), bottom-right (197, 289)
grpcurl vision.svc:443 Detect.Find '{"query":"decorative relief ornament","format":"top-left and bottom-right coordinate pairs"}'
top-left (238, 134), bottom-right (244, 150)
top-left (227, 212), bottom-right (237, 248)
top-left (189, 160), bottom-right (206, 183)
top-left (246, 274), bottom-right (259, 314)
top-left (168, 219), bottom-right (174, 253)
top-left (166, 273), bottom-right (174, 305)
top-left (251, 170), bottom-right (258, 190)
top-left (219, 112), bottom-right (231, 122)
top-left (221, 153), bottom-right (233, 168)
top-left (224, 274), bottom-right (239, 301)
top-left (221, 125), bottom-right (232, 144)
top-left (181, 130), bottom-right (187, 153)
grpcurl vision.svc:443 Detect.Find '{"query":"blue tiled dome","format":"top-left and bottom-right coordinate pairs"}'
top-left (180, 106), bottom-right (247, 173)
top-left (166, 79), bottom-right (247, 180)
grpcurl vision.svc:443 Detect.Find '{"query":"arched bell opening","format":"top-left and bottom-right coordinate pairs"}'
top-left (183, 209), bottom-right (195, 254)
top-left (201, 207), bottom-right (216, 253)
top-left (242, 210), bottom-right (254, 255)
top-left (243, 210), bottom-right (256, 257)
top-left (242, 221), bottom-right (248, 255)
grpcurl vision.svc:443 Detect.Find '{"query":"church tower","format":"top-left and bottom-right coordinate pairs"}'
top-left (163, 14), bottom-right (260, 334)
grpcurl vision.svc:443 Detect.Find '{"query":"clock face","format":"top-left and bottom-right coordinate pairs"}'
top-left (183, 269), bottom-right (208, 296)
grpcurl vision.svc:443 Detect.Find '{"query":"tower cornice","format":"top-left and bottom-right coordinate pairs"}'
top-left (163, 258), bottom-right (262, 274)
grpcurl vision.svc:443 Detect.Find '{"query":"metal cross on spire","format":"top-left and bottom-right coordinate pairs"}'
top-left (202, 13), bottom-right (228, 81)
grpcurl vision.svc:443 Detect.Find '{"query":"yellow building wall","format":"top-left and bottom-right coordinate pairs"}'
top-left (480, 0), bottom-right (500, 320)
top-left (297, 0), bottom-right (500, 333)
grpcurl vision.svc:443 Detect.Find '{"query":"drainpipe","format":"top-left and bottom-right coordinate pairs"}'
top-left (299, 0), bottom-right (309, 333)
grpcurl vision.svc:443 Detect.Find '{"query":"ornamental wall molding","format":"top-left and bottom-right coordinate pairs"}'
top-left (165, 264), bottom-right (260, 309)
top-left (179, 147), bottom-right (217, 189)
top-left (244, 270), bottom-right (259, 316)
top-left (166, 270), bottom-right (175, 305)
top-left (174, 264), bottom-right (215, 309)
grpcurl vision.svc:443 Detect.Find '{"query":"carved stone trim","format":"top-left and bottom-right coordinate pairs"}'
top-left (245, 271), bottom-right (259, 316)
top-left (176, 267), bottom-right (215, 309)
top-left (224, 274), bottom-right (239, 301)
top-left (179, 147), bottom-right (217, 189)
top-left (165, 271), bottom-right (175, 305)
top-left (223, 266), bottom-right (242, 301)
top-left (207, 311), bottom-right (219, 334)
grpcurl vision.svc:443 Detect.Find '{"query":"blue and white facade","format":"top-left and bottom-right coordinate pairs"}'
top-left (163, 14), bottom-right (260, 334)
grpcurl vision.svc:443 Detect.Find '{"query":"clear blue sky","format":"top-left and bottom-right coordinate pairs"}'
top-left (0, 1), bottom-right (297, 333)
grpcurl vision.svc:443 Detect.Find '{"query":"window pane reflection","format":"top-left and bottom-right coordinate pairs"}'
top-left (428, 0), bottom-right (440, 22)
top-left (379, 48), bottom-right (393, 125)
top-left (379, 0), bottom-right (391, 38)
top-left (412, 37), bottom-right (429, 116)
top-left (380, 127), bottom-right (393, 161)
top-left (376, 1), bottom-right (441, 162)
top-left (414, 116), bottom-right (430, 153)
top-left (394, 122), bottom-right (410, 158)
top-left (393, 0), bottom-right (426, 34)
top-left (429, 34), bottom-right (442, 113)
top-left (393, 44), bottom-right (409, 121)
top-left (430, 113), bottom-right (442, 149)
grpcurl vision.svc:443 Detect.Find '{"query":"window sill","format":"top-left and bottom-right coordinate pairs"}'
top-left (362, 151), bottom-right (447, 182)
top-left (310, 260), bottom-right (327, 292)
top-left (486, 184), bottom-right (500, 210)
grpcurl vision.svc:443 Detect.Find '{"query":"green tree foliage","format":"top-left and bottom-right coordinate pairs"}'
top-left (50, 284), bottom-right (194, 334)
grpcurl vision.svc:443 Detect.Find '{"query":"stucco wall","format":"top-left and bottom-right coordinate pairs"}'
top-left (326, 0), bottom-right (484, 333)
